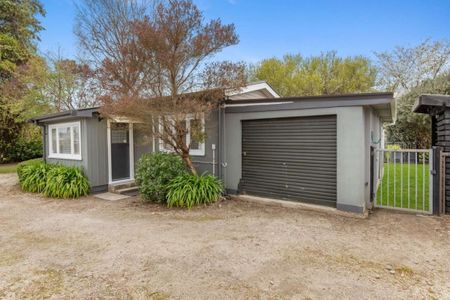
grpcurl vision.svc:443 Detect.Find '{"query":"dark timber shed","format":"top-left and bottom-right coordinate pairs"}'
top-left (413, 94), bottom-right (450, 214)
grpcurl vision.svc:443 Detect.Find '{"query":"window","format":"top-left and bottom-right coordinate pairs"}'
top-left (159, 115), bottom-right (205, 156)
top-left (48, 122), bottom-right (82, 160)
top-left (186, 117), bottom-right (205, 156)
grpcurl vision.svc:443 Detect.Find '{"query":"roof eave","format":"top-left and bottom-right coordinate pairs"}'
top-left (413, 94), bottom-right (450, 115)
top-left (29, 107), bottom-right (100, 124)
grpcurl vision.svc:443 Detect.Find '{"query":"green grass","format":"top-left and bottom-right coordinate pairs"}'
top-left (376, 162), bottom-right (430, 211)
top-left (0, 163), bottom-right (18, 174)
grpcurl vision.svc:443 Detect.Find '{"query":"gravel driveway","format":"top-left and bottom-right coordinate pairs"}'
top-left (1, 173), bottom-right (450, 299)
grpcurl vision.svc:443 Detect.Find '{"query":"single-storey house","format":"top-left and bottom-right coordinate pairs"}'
top-left (30, 81), bottom-right (395, 214)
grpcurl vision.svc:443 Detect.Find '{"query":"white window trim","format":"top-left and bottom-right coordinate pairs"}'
top-left (158, 115), bottom-right (205, 156)
top-left (48, 121), bottom-right (82, 160)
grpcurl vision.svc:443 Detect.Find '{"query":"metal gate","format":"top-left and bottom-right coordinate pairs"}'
top-left (373, 149), bottom-right (434, 214)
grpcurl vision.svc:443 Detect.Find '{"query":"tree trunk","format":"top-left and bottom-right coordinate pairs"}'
top-left (182, 152), bottom-right (197, 175)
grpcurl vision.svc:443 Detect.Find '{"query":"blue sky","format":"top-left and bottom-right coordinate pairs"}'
top-left (38, 0), bottom-right (450, 62)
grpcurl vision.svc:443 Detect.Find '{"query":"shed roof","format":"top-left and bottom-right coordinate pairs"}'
top-left (224, 92), bottom-right (395, 123)
top-left (413, 94), bottom-right (450, 114)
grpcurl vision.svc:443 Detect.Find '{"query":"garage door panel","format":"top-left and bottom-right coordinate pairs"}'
top-left (241, 115), bottom-right (337, 206)
top-left (241, 174), bottom-right (337, 188)
top-left (242, 167), bottom-right (336, 180)
top-left (242, 166), bottom-right (337, 178)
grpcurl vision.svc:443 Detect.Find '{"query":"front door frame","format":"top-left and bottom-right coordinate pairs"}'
top-left (107, 119), bottom-right (134, 185)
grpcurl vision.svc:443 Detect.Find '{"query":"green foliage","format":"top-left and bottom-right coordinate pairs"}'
top-left (136, 152), bottom-right (187, 203)
top-left (386, 144), bottom-right (401, 150)
top-left (386, 71), bottom-right (450, 148)
top-left (0, 0), bottom-right (46, 51)
top-left (249, 51), bottom-right (377, 97)
top-left (0, 0), bottom-right (48, 165)
top-left (16, 157), bottom-right (42, 180)
top-left (0, 33), bottom-right (29, 78)
top-left (1, 124), bottom-right (43, 163)
top-left (166, 174), bottom-right (223, 209)
top-left (17, 161), bottom-right (90, 198)
top-left (19, 161), bottom-right (51, 193)
top-left (4, 138), bottom-right (42, 163)
top-left (43, 165), bottom-right (90, 198)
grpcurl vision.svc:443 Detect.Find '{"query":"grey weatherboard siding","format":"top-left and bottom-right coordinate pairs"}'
top-left (240, 115), bottom-right (337, 207)
top-left (45, 118), bottom-right (109, 192)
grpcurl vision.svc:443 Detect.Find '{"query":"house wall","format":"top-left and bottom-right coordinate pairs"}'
top-left (44, 117), bottom-right (109, 192)
top-left (192, 109), bottom-right (220, 175)
top-left (436, 109), bottom-right (450, 212)
top-left (133, 125), bottom-right (153, 168)
top-left (223, 106), bottom-right (368, 213)
top-left (152, 109), bottom-right (221, 176)
top-left (85, 118), bottom-right (108, 190)
top-left (363, 107), bottom-right (384, 209)
top-left (45, 118), bottom-right (88, 171)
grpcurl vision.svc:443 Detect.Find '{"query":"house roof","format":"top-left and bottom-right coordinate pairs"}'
top-left (224, 92), bottom-right (395, 123)
top-left (29, 81), bottom-right (280, 124)
top-left (29, 107), bottom-right (100, 124)
top-left (30, 90), bottom-right (394, 124)
top-left (413, 94), bottom-right (450, 114)
top-left (226, 81), bottom-right (280, 99)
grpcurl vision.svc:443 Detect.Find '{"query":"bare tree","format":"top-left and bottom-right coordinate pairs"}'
top-left (45, 49), bottom-right (101, 111)
top-left (76, 0), bottom-right (246, 174)
top-left (74, 0), bottom-right (152, 66)
top-left (376, 39), bottom-right (450, 94)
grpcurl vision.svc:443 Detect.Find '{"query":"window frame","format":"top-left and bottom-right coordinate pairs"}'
top-left (48, 121), bottom-right (82, 160)
top-left (159, 115), bottom-right (206, 156)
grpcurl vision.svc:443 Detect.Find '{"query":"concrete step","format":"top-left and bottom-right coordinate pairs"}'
top-left (110, 181), bottom-right (135, 193)
top-left (115, 186), bottom-right (139, 196)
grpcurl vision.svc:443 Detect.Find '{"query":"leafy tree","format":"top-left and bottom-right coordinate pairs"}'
top-left (376, 39), bottom-right (450, 148)
top-left (0, 33), bottom-right (28, 78)
top-left (376, 39), bottom-right (450, 94)
top-left (75, 0), bottom-right (246, 174)
top-left (386, 71), bottom-right (450, 148)
top-left (45, 50), bottom-right (101, 111)
top-left (0, 0), bottom-right (45, 50)
top-left (0, 0), bottom-right (46, 162)
top-left (249, 51), bottom-right (377, 96)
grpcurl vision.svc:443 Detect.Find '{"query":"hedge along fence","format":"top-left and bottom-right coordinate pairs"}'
top-left (17, 159), bottom-right (90, 198)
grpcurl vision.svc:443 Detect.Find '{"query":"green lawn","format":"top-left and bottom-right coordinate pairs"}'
top-left (376, 162), bottom-right (430, 212)
top-left (0, 163), bottom-right (18, 174)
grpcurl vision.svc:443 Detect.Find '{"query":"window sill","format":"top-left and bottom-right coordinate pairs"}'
top-left (48, 155), bottom-right (82, 161)
top-left (189, 151), bottom-right (205, 157)
top-left (159, 148), bottom-right (205, 157)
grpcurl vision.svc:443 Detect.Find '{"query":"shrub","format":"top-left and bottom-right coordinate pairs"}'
top-left (8, 139), bottom-right (43, 162)
top-left (17, 160), bottom-right (90, 198)
top-left (19, 162), bottom-right (52, 193)
top-left (17, 158), bottom-right (43, 181)
top-left (136, 152), bottom-right (187, 203)
top-left (43, 165), bottom-right (90, 198)
top-left (1, 124), bottom-right (43, 163)
top-left (166, 174), bottom-right (223, 209)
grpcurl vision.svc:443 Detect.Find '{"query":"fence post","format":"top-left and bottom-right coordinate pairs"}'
top-left (432, 147), bottom-right (441, 215)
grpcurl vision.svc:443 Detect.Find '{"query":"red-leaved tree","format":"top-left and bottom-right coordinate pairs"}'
top-left (76, 0), bottom-right (246, 173)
